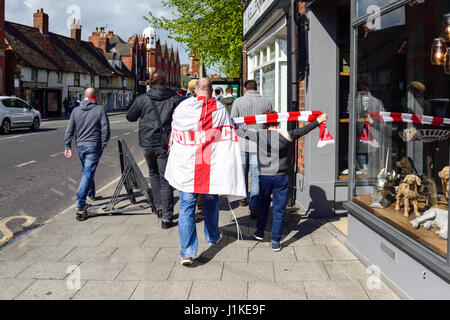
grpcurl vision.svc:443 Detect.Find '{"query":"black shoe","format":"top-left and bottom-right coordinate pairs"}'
top-left (157, 209), bottom-right (163, 219)
top-left (162, 220), bottom-right (173, 229)
top-left (250, 210), bottom-right (258, 220)
top-left (76, 212), bottom-right (88, 222)
top-left (239, 200), bottom-right (249, 207)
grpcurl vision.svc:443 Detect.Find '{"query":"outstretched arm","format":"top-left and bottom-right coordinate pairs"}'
top-left (289, 113), bottom-right (328, 140)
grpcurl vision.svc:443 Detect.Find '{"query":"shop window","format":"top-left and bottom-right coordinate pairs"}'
top-left (270, 42), bottom-right (276, 61)
top-left (279, 39), bottom-right (287, 59)
top-left (254, 69), bottom-right (261, 90)
top-left (31, 69), bottom-right (39, 81)
top-left (91, 76), bottom-right (95, 88)
top-left (262, 47), bottom-right (268, 63)
top-left (74, 73), bottom-right (80, 87)
top-left (262, 63), bottom-right (276, 107)
top-left (351, 1), bottom-right (449, 258)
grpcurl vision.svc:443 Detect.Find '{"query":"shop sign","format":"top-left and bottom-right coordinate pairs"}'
top-left (22, 81), bottom-right (47, 88)
top-left (69, 87), bottom-right (84, 92)
top-left (243, 0), bottom-right (277, 36)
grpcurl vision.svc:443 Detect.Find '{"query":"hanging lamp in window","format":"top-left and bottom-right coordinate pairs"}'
top-left (431, 38), bottom-right (446, 65)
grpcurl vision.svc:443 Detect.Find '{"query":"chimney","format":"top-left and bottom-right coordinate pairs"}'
top-left (88, 27), bottom-right (108, 52)
top-left (71, 19), bottom-right (82, 42)
top-left (107, 30), bottom-right (114, 39)
top-left (33, 8), bottom-right (49, 35)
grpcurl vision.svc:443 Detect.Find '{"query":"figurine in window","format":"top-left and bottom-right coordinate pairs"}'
top-left (439, 166), bottom-right (449, 198)
top-left (411, 207), bottom-right (448, 240)
top-left (395, 174), bottom-right (422, 218)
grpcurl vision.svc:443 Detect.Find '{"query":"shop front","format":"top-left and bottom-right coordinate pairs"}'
top-left (22, 82), bottom-right (62, 118)
top-left (244, 0), bottom-right (290, 116)
top-left (345, 0), bottom-right (450, 298)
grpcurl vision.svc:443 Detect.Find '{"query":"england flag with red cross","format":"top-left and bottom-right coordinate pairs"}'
top-left (165, 96), bottom-right (247, 202)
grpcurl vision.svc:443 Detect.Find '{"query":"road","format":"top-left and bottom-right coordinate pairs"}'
top-left (0, 114), bottom-right (146, 245)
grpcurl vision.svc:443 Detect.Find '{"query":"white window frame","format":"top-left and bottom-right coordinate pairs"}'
top-left (247, 37), bottom-right (288, 114)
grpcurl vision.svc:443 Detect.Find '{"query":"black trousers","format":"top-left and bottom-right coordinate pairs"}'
top-left (144, 147), bottom-right (174, 221)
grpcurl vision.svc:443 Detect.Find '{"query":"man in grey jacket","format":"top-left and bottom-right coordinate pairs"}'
top-left (231, 80), bottom-right (273, 218)
top-left (64, 88), bottom-right (110, 214)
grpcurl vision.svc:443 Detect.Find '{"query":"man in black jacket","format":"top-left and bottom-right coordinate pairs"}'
top-left (126, 72), bottom-right (183, 229)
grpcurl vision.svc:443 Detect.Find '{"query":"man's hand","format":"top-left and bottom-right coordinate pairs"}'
top-left (364, 114), bottom-right (374, 124)
top-left (65, 149), bottom-right (72, 159)
top-left (318, 113), bottom-right (328, 124)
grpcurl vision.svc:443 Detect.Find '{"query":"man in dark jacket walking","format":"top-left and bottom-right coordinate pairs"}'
top-left (126, 72), bottom-right (183, 229)
top-left (64, 88), bottom-right (110, 216)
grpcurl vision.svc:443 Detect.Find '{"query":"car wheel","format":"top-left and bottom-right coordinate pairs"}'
top-left (1, 119), bottom-right (11, 134)
top-left (30, 117), bottom-right (40, 131)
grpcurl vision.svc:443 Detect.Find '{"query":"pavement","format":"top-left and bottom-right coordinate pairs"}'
top-left (0, 161), bottom-right (401, 300)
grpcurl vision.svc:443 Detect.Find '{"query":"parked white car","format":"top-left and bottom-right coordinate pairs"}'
top-left (0, 97), bottom-right (41, 134)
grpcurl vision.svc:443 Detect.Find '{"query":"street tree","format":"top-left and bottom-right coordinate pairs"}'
top-left (145, 0), bottom-right (243, 78)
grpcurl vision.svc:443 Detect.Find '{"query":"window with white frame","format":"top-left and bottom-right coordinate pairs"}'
top-left (248, 38), bottom-right (288, 114)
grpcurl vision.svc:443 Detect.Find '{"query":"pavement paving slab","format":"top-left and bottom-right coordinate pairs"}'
top-left (108, 247), bottom-right (160, 263)
top-left (71, 280), bottom-right (139, 300)
top-left (222, 262), bottom-right (275, 282)
top-left (248, 281), bottom-right (307, 300)
top-left (274, 262), bottom-right (330, 282)
top-left (131, 281), bottom-right (193, 300)
top-left (0, 279), bottom-right (36, 300)
top-left (303, 280), bottom-right (369, 300)
top-left (14, 279), bottom-right (86, 300)
top-left (188, 281), bottom-right (248, 300)
top-left (116, 261), bottom-right (175, 281)
top-left (293, 245), bottom-right (333, 262)
top-left (75, 261), bottom-right (127, 281)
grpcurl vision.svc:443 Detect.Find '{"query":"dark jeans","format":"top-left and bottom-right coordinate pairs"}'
top-left (255, 175), bottom-right (289, 244)
top-left (76, 145), bottom-right (102, 207)
top-left (144, 147), bottom-right (174, 221)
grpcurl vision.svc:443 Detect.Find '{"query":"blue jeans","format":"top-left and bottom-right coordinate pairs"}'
top-left (242, 152), bottom-right (260, 210)
top-left (76, 146), bottom-right (102, 207)
top-left (255, 175), bottom-right (289, 244)
top-left (178, 192), bottom-right (220, 258)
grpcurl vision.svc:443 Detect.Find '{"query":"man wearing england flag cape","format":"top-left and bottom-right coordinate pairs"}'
top-left (165, 78), bottom-right (247, 266)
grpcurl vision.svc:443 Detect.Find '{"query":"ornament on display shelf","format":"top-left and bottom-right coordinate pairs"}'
top-left (411, 208), bottom-right (448, 240)
top-left (396, 156), bottom-right (418, 180)
top-left (439, 166), bottom-right (449, 199)
top-left (395, 174), bottom-right (422, 218)
top-left (359, 122), bottom-right (380, 148)
top-left (419, 178), bottom-right (438, 209)
top-left (371, 149), bottom-right (396, 209)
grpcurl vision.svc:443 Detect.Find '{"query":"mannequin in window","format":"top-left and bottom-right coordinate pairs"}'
top-left (355, 81), bottom-right (387, 178)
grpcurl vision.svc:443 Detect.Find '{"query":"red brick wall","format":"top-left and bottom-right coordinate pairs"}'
top-left (33, 9), bottom-right (48, 34)
top-left (296, 2), bottom-right (306, 176)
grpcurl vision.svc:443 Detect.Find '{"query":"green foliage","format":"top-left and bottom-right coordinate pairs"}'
top-left (145, 0), bottom-right (243, 78)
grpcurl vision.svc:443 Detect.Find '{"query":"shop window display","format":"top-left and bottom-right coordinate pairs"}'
top-left (352, 0), bottom-right (450, 258)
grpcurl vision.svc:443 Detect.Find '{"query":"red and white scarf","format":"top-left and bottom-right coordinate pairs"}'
top-left (232, 111), bottom-right (335, 148)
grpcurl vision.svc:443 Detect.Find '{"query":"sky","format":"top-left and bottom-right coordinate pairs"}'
top-left (5, 0), bottom-right (190, 65)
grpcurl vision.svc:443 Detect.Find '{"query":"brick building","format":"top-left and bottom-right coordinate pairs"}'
top-left (0, 0), bottom-right (6, 95)
top-left (143, 26), bottom-right (181, 89)
top-left (3, 8), bottom-right (127, 117)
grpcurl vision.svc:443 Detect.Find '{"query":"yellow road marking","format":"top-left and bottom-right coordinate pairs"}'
top-left (15, 160), bottom-right (37, 168)
top-left (0, 216), bottom-right (37, 246)
top-left (51, 152), bottom-right (65, 158)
